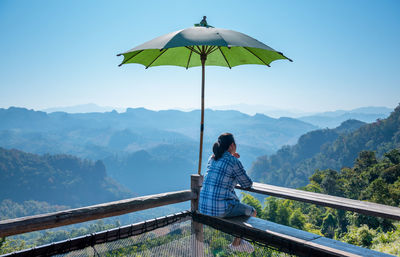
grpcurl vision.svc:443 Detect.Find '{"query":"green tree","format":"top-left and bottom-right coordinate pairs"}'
top-left (320, 169), bottom-right (340, 196)
top-left (384, 149), bottom-right (400, 165)
top-left (321, 212), bottom-right (337, 238)
top-left (355, 151), bottom-right (378, 171)
top-left (275, 200), bottom-right (291, 226)
top-left (363, 178), bottom-right (392, 205)
top-left (343, 225), bottom-right (376, 247)
top-left (0, 238), bottom-right (31, 255)
top-left (241, 193), bottom-right (262, 217)
top-left (263, 197), bottom-right (278, 222)
top-left (289, 208), bottom-right (306, 230)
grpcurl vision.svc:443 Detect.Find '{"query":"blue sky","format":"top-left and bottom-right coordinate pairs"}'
top-left (0, 0), bottom-right (399, 113)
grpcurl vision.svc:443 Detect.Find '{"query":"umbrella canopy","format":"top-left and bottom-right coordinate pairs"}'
top-left (118, 26), bottom-right (292, 68)
top-left (118, 19), bottom-right (292, 175)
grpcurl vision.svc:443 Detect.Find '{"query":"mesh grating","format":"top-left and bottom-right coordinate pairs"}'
top-left (53, 220), bottom-right (295, 257)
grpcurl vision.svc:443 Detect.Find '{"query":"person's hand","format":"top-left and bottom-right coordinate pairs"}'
top-left (232, 152), bottom-right (240, 158)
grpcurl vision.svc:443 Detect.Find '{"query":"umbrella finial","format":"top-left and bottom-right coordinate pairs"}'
top-left (200, 16), bottom-right (207, 26)
top-left (194, 16), bottom-right (214, 28)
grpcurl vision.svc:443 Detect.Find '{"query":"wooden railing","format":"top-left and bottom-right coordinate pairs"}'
top-left (2, 179), bottom-right (400, 239)
top-left (236, 182), bottom-right (400, 221)
top-left (1, 175), bottom-right (400, 257)
top-left (0, 190), bottom-right (195, 238)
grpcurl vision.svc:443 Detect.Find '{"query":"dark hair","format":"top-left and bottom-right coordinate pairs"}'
top-left (213, 133), bottom-right (235, 160)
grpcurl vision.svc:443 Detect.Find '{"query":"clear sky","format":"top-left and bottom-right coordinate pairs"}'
top-left (0, 0), bottom-right (399, 113)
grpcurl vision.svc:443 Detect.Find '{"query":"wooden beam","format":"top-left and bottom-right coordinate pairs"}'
top-left (193, 212), bottom-right (394, 257)
top-left (1, 211), bottom-right (191, 257)
top-left (236, 182), bottom-right (400, 221)
top-left (0, 190), bottom-right (195, 238)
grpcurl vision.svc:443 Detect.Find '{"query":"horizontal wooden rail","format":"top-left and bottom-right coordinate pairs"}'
top-left (236, 182), bottom-right (400, 221)
top-left (193, 212), bottom-right (394, 257)
top-left (1, 211), bottom-right (192, 257)
top-left (0, 190), bottom-right (195, 238)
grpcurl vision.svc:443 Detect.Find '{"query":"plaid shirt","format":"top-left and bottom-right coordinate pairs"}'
top-left (199, 151), bottom-right (253, 216)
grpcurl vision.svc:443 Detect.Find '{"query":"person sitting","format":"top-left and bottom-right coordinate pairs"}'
top-left (199, 132), bottom-right (256, 253)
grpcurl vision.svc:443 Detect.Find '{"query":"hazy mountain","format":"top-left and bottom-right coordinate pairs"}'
top-left (298, 106), bottom-right (392, 128)
top-left (0, 107), bottom-right (317, 160)
top-left (250, 105), bottom-right (400, 188)
top-left (210, 103), bottom-right (313, 118)
top-left (0, 107), bottom-right (317, 194)
top-left (211, 104), bottom-right (392, 128)
top-left (42, 103), bottom-right (126, 113)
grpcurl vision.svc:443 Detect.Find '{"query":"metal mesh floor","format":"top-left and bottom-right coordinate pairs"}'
top-left (54, 220), bottom-right (293, 257)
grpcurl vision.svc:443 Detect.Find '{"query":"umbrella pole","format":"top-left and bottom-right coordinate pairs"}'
top-left (197, 54), bottom-right (206, 175)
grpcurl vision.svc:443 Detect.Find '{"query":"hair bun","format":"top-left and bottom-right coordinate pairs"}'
top-left (212, 133), bottom-right (235, 160)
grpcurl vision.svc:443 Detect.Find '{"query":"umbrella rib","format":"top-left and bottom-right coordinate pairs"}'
top-left (205, 46), bottom-right (216, 55)
top-left (196, 46), bottom-right (203, 54)
top-left (118, 50), bottom-right (143, 67)
top-left (145, 49), bottom-right (168, 69)
top-left (185, 46), bottom-right (201, 55)
top-left (218, 47), bottom-right (231, 69)
top-left (208, 47), bottom-right (218, 55)
top-left (244, 47), bottom-right (271, 67)
top-left (186, 48), bottom-right (193, 69)
top-left (277, 51), bottom-right (293, 62)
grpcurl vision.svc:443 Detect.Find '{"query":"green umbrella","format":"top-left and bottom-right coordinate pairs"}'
top-left (118, 17), bottom-right (292, 175)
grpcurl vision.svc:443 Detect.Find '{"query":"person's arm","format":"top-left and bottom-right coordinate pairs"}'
top-left (231, 158), bottom-right (253, 189)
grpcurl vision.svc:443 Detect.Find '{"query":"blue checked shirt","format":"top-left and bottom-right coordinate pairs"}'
top-left (199, 151), bottom-right (253, 217)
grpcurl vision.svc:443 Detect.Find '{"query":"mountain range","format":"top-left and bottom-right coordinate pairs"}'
top-left (0, 105), bottom-right (396, 196)
top-left (41, 103), bottom-right (392, 128)
top-left (0, 107), bottom-right (316, 195)
top-left (297, 106), bottom-right (392, 128)
top-left (250, 105), bottom-right (400, 188)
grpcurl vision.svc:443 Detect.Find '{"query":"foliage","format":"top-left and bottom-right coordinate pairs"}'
top-left (0, 220), bottom-right (119, 255)
top-left (242, 147), bottom-right (400, 255)
top-left (0, 237), bottom-right (33, 255)
top-left (321, 212), bottom-right (337, 238)
top-left (0, 199), bottom-right (68, 220)
top-left (241, 193), bottom-right (262, 216)
top-left (342, 225), bottom-right (376, 247)
top-left (372, 223), bottom-right (400, 256)
top-left (289, 209), bottom-right (306, 230)
top-left (0, 148), bottom-right (132, 207)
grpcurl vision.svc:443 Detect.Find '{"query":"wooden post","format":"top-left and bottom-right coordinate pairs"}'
top-left (197, 53), bottom-right (207, 175)
top-left (191, 174), bottom-right (204, 257)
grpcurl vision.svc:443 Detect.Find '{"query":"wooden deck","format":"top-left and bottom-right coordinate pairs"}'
top-left (236, 182), bottom-right (400, 221)
top-left (193, 212), bottom-right (395, 257)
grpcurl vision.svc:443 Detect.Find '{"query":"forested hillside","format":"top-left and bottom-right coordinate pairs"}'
top-left (243, 149), bottom-right (400, 256)
top-left (250, 105), bottom-right (400, 188)
top-left (0, 148), bottom-right (132, 207)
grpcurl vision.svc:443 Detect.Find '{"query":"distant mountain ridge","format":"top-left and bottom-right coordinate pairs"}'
top-left (42, 103), bottom-right (125, 113)
top-left (40, 103), bottom-right (392, 120)
top-left (298, 106), bottom-right (392, 128)
top-left (0, 107), bottom-right (316, 157)
top-left (250, 105), bottom-right (400, 188)
top-left (211, 104), bottom-right (391, 121)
